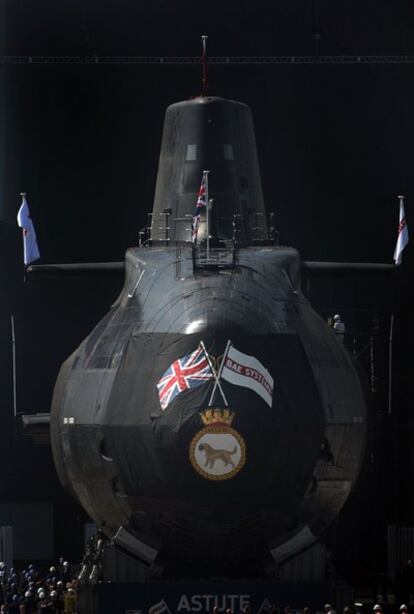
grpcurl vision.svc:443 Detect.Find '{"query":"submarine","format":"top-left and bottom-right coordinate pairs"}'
top-left (28, 94), bottom-right (392, 577)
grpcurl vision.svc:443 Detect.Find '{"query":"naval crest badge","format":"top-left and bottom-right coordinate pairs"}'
top-left (190, 409), bottom-right (246, 481)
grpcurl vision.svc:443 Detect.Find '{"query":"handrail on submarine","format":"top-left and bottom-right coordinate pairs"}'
top-left (25, 209), bottom-right (396, 280)
top-left (301, 261), bottom-right (395, 277)
top-left (25, 254), bottom-right (396, 280)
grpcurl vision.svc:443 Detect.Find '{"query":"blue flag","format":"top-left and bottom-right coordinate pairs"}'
top-left (17, 195), bottom-right (40, 265)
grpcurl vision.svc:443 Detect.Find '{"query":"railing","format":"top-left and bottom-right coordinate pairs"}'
top-left (194, 246), bottom-right (237, 270)
top-left (137, 210), bottom-right (278, 249)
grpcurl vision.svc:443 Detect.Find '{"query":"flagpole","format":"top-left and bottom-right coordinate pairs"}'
top-left (216, 340), bottom-right (231, 381)
top-left (209, 198), bottom-right (214, 249)
top-left (201, 35), bottom-right (208, 97)
top-left (388, 313), bottom-right (394, 415)
top-left (393, 194), bottom-right (408, 265)
top-left (200, 340), bottom-right (229, 406)
top-left (204, 170), bottom-right (210, 260)
top-left (19, 193), bottom-right (27, 282)
top-left (206, 339), bottom-right (231, 406)
top-left (11, 315), bottom-right (17, 419)
top-left (17, 191), bottom-right (40, 277)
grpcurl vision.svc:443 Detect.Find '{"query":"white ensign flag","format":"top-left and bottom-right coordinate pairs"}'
top-left (393, 195), bottom-right (409, 265)
top-left (17, 195), bottom-right (40, 265)
top-left (221, 343), bottom-right (274, 407)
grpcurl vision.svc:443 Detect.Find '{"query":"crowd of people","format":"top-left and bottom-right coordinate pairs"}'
top-left (1, 559), bottom-right (413, 613)
top-left (323, 603), bottom-right (412, 614)
top-left (298, 602), bottom-right (411, 614)
top-left (0, 560), bottom-right (77, 613)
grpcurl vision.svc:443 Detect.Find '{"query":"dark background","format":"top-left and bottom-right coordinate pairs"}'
top-left (0, 0), bottom-right (413, 585)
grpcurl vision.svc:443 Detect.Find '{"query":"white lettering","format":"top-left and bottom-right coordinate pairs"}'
top-left (240, 596), bottom-right (251, 610)
top-left (177, 595), bottom-right (191, 611)
top-left (176, 593), bottom-right (252, 612)
top-left (203, 596), bottom-right (213, 611)
top-left (214, 596), bottom-right (226, 610)
top-left (228, 595), bottom-right (238, 610)
top-left (190, 596), bottom-right (202, 612)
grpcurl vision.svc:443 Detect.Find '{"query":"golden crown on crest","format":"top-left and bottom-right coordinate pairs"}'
top-left (200, 408), bottom-right (235, 426)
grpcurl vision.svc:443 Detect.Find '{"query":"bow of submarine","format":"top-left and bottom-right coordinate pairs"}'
top-left (50, 244), bottom-right (366, 576)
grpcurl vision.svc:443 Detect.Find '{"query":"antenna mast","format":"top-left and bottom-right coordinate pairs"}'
top-left (201, 35), bottom-right (208, 96)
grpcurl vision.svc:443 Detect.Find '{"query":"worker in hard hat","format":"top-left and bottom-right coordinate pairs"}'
top-left (333, 314), bottom-right (346, 343)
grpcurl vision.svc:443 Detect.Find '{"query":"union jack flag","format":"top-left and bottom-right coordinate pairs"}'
top-left (191, 174), bottom-right (207, 243)
top-left (157, 344), bottom-right (213, 410)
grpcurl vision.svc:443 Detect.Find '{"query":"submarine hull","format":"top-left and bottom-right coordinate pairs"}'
top-left (51, 245), bottom-right (366, 575)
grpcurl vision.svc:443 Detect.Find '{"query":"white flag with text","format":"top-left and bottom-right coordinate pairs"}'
top-left (221, 344), bottom-right (274, 407)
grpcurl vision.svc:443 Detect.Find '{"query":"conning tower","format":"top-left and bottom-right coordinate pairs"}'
top-left (151, 96), bottom-right (268, 244)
